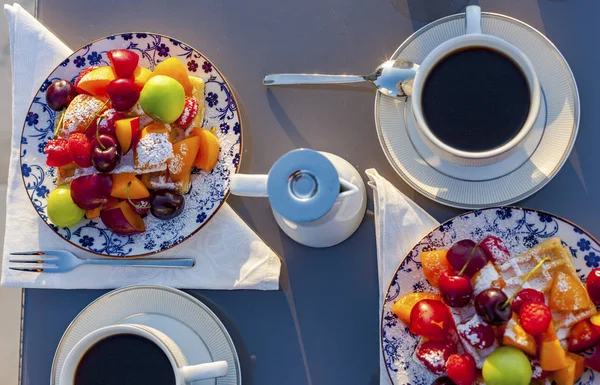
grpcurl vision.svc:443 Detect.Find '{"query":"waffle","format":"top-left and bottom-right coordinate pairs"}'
top-left (497, 237), bottom-right (596, 337)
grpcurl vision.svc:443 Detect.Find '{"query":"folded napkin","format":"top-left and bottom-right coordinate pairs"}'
top-left (1, 3), bottom-right (281, 290)
top-left (365, 169), bottom-right (439, 385)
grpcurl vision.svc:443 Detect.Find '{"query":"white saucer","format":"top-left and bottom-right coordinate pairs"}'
top-left (51, 286), bottom-right (241, 385)
top-left (375, 12), bottom-right (579, 209)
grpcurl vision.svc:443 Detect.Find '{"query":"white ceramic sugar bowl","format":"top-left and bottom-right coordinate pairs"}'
top-left (231, 149), bottom-right (366, 248)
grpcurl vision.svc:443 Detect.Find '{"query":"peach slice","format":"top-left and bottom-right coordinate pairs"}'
top-left (554, 354), bottom-right (585, 385)
top-left (85, 207), bottom-right (102, 219)
top-left (191, 127), bottom-right (220, 172)
top-left (75, 66), bottom-right (116, 96)
top-left (420, 249), bottom-right (452, 288)
top-left (133, 65), bottom-right (151, 90)
top-left (100, 201), bottom-right (145, 235)
top-left (567, 353), bottom-right (585, 381)
top-left (148, 57), bottom-right (193, 96)
top-left (111, 174), bottom-right (150, 199)
top-left (391, 292), bottom-right (442, 326)
top-left (549, 271), bottom-right (594, 312)
top-left (540, 323), bottom-right (569, 371)
top-left (115, 117), bottom-right (140, 154)
top-left (169, 136), bottom-right (201, 193)
top-left (503, 314), bottom-right (537, 356)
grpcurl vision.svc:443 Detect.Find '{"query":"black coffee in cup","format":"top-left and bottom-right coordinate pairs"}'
top-left (74, 334), bottom-right (175, 385)
top-left (421, 47), bottom-right (531, 152)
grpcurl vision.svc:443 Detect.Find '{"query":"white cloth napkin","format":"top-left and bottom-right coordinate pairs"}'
top-left (1, 3), bottom-right (281, 290)
top-left (365, 169), bottom-right (439, 385)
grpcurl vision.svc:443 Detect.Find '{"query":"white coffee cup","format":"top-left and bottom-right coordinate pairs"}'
top-left (59, 324), bottom-right (228, 385)
top-left (409, 6), bottom-right (541, 167)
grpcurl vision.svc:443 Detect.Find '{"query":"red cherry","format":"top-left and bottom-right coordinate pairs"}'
top-left (409, 299), bottom-right (451, 340)
top-left (107, 49), bottom-right (139, 79)
top-left (586, 268), bottom-right (600, 304)
top-left (446, 240), bottom-right (488, 277)
top-left (106, 79), bottom-right (140, 111)
top-left (439, 271), bottom-right (473, 308)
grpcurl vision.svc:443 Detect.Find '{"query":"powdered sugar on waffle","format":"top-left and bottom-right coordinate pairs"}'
top-left (473, 262), bottom-right (503, 296)
top-left (136, 133), bottom-right (173, 168)
top-left (451, 310), bottom-right (498, 368)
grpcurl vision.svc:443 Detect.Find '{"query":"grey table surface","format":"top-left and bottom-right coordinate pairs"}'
top-left (21, 0), bottom-right (600, 384)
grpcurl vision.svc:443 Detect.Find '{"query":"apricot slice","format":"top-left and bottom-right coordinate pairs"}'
top-left (76, 66), bottom-right (116, 96)
top-left (191, 127), bottom-right (220, 171)
top-left (549, 271), bottom-right (594, 312)
top-left (148, 58), bottom-right (193, 96)
top-left (133, 65), bottom-right (152, 90)
top-left (85, 207), bottom-right (102, 220)
top-left (567, 353), bottom-right (585, 381)
top-left (169, 136), bottom-right (201, 193)
top-left (391, 292), bottom-right (442, 326)
top-left (115, 117), bottom-right (140, 154)
top-left (188, 76), bottom-right (205, 128)
top-left (554, 355), bottom-right (580, 385)
top-left (420, 249), bottom-right (452, 288)
top-left (111, 174), bottom-right (150, 199)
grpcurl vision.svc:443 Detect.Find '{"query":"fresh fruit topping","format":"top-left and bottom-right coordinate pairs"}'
top-left (70, 174), bottom-right (113, 210)
top-left (421, 249), bottom-right (453, 288)
top-left (111, 174), bottom-right (150, 199)
top-left (139, 75), bottom-right (186, 124)
top-left (190, 127), bottom-right (220, 171)
top-left (483, 346), bottom-right (532, 385)
top-left (446, 240), bottom-right (488, 277)
top-left (75, 66), bottom-right (116, 96)
top-left (568, 319), bottom-right (600, 353)
top-left (503, 314), bottom-right (537, 356)
top-left (100, 201), bottom-right (145, 235)
top-left (44, 138), bottom-right (72, 167)
top-left (445, 353), bottom-right (476, 385)
top-left (475, 288), bottom-right (512, 325)
top-left (456, 316), bottom-right (495, 349)
top-left (133, 65), bottom-right (152, 90)
top-left (391, 292), bottom-right (442, 326)
top-left (91, 108), bottom-right (122, 139)
top-left (510, 288), bottom-right (545, 314)
top-left (107, 49), bottom-right (139, 79)
top-left (174, 96), bottom-right (199, 128)
top-left (479, 235), bottom-right (511, 264)
top-left (586, 268), bottom-right (600, 304)
top-left (169, 136), bottom-right (201, 193)
top-left (67, 133), bottom-right (92, 168)
top-left (114, 117), bottom-right (140, 154)
top-left (519, 302), bottom-right (551, 335)
top-left (188, 76), bottom-right (205, 127)
top-left (106, 78), bottom-right (140, 111)
top-left (150, 189), bottom-right (185, 220)
top-left (549, 271), bottom-right (594, 312)
top-left (415, 339), bottom-right (457, 375)
top-left (439, 271), bottom-right (473, 307)
top-left (554, 354), bottom-right (582, 385)
top-left (47, 185), bottom-right (85, 227)
top-left (567, 352), bottom-right (585, 382)
top-left (148, 57), bottom-right (193, 96)
top-left (127, 197), bottom-right (151, 216)
top-left (540, 322), bottom-right (569, 371)
top-left (430, 377), bottom-right (456, 385)
top-left (409, 299), bottom-right (451, 340)
top-left (590, 314), bottom-right (600, 334)
top-left (46, 79), bottom-right (78, 111)
top-left (529, 358), bottom-right (550, 381)
top-left (91, 134), bottom-right (122, 173)
top-left (85, 206), bottom-right (102, 220)
top-left (74, 66), bottom-right (98, 89)
top-left (134, 123), bottom-right (173, 169)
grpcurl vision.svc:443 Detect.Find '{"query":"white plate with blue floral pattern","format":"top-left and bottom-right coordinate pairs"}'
top-left (381, 207), bottom-right (599, 385)
top-left (20, 33), bottom-right (241, 257)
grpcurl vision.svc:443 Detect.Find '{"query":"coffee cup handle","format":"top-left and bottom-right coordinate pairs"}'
top-left (465, 5), bottom-right (482, 35)
top-left (180, 360), bottom-right (228, 383)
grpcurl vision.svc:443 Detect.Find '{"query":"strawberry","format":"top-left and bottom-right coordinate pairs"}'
top-left (568, 319), bottom-right (600, 353)
top-left (74, 66), bottom-right (98, 91)
top-left (415, 339), bottom-right (457, 375)
top-left (519, 302), bottom-right (551, 335)
top-left (44, 138), bottom-right (72, 167)
top-left (67, 133), bottom-right (92, 168)
top-left (445, 353), bottom-right (476, 385)
top-left (174, 96), bottom-right (199, 128)
top-left (480, 235), bottom-right (511, 264)
top-left (511, 288), bottom-right (545, 314)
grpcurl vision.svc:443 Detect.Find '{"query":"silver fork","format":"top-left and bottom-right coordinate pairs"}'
top-left (9, 250), bottom-right (195, 272)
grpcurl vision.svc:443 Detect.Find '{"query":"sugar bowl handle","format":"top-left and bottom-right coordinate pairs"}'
top-left (230, 174), bottom-right (269, 197)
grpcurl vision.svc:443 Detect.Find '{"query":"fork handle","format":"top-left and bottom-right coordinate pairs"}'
top-left (84, 258), bottom-right (195, 268)
top-left (263, 73), bottom-right (366, 85)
